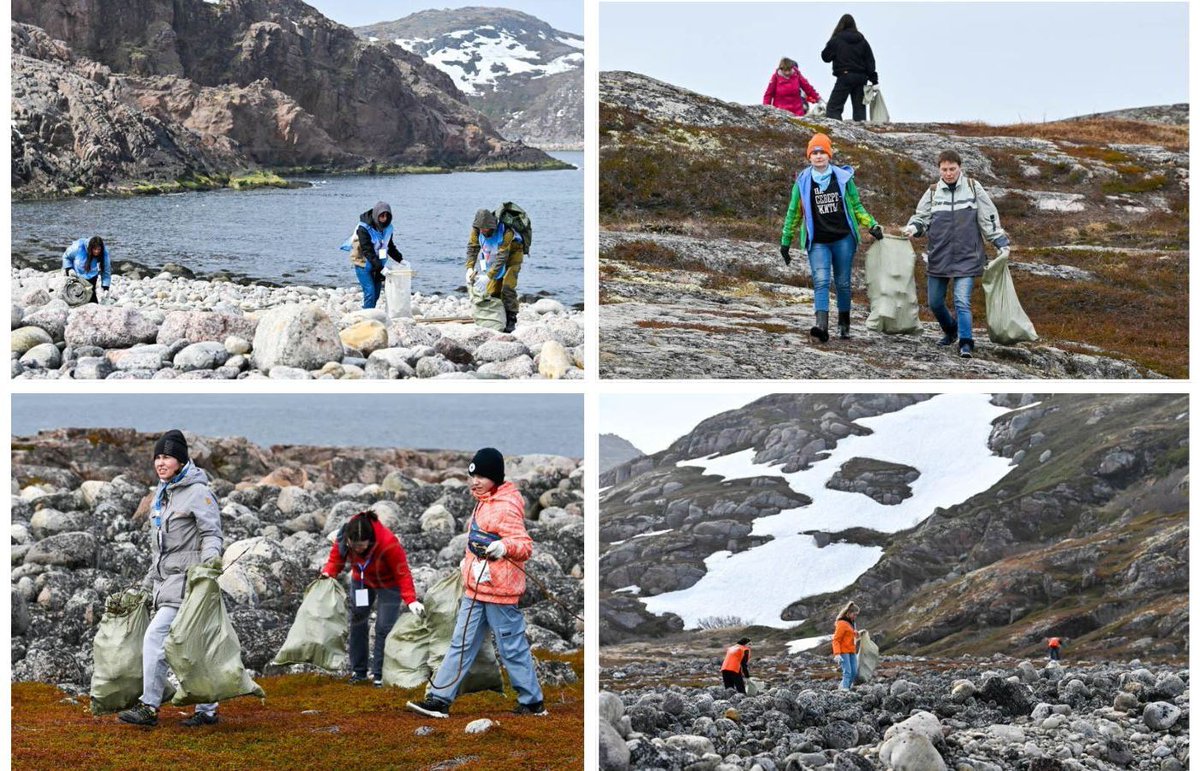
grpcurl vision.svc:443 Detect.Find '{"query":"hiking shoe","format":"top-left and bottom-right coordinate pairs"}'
top-left (406, 697), bottom-right (451, 718)
top-left (181, 712), bottom-right (219, 727)
top-left (959, 339), bottom-right (974, 359)
top-left (373, 677), bottom-right (384, 688)
top-left (347, 674), bottom-right (371, 685)
top-left (512, 701), bottom-right (549, 716)
top-left (937, 333), bottom-right (956, 346)
top-left (118, 702), bottom-right (158, 726)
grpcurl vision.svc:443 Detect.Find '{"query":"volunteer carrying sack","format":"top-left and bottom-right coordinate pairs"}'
top-left (855, 630), bottom-right (881, 684)
top-left (165, 563), bottom-right (265, 705)
top-left (865, 236), bottom-right (920, 334)
top-left (982, 253), bottom-right (1038, 345)
top-left (270, 577), bottom-right (349, 672)
top-left (381, 570), bottom-right (503, 695)
top-left (495, 201), bottom-right (532, 255)
top-left (89, 589), bottom-right (152, 714)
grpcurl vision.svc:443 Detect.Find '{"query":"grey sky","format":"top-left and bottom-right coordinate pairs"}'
top-left (602, 393), bottom-right (767, 455)
top-left (305, 1), bottom-right (583, 34)
top-left (600, 2), bottom-right (1188, 123)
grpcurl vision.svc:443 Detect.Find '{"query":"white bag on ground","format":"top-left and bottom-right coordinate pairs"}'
top-left (382, 263), bottom-right (414, 320)
top-left (382, 570), bottom-right (503, 694)
top-left (89, 590), bottom-right (151, 714)
top-left (745, 677), bottom-right (764, 696)
top-left (856, 631), bottom-right (880, 684)
top-left (865, 236), bottom-right (920, 334)
top-left (165, 563), bottom-right (265, 705)
top-left (982, 254), bottom-right (1038, 344)
top-left (270, 578), bottom-right (349, 671)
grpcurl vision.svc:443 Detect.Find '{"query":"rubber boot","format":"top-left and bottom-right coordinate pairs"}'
top-left (837, 311), bottom-right (850, 339)
top-left (503, 311), bottom-right (517, 334)
top-left (810, 311), bottom-right (829, 343)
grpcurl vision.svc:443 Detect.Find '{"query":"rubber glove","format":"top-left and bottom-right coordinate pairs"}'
top-left (484, 539), bottom-right (506, 560)
top-left (869, 225), bottom-right (884, 242)
top-left (780, 245), bottom-right (791, 266)
top-left (466, 269), bottom-right (476, 286)
top-left (65, 268), bottom-right (75, 277)
top-left (408, 600), bottom-right (426, 618)
top-left (201, 556), bottom-right (223, 572)
top-left (900, 224), bottom-right (918, 238)
top-left (997, 246), bottom-right (1011, 261)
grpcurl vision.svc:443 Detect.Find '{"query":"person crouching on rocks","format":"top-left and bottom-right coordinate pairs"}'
top-left (901, 149), bottom-right (1011, 359)
top-left (407, 448), bottom-right (547, 718)
top-left (780, 133), bottom-right (884, 342)
top-left (833, 601), bottom-right (865, 690)
top-left (342, 200), bottom-right (404, 310)
top-left (466, 208), bottom-right (525, 333)
top-left (763, 57), bottom-right (822, 117)
top-left (721, 637), bottom-right (752, 694)
top-left (118, 430), bottom-right (224, 728)
top-left (320, 511), bottom-right (425, 686)
top-left (62, 235), bottom-right (112, 304)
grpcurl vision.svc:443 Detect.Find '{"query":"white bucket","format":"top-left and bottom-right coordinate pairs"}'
top-left (382, 264), bottom-right (414, 319)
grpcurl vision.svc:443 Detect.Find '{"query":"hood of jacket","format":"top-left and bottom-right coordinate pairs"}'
top-left (360, 207), bottom-right (391, 233)
top-left (477, 480), bottom-right (523, 510)
top-left (163, 461), bottom-right (209, 495)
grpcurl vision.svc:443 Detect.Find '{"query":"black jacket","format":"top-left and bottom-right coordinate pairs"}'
top-left (356, 209), bottom-right (403, 273)
top-left (821, 29), bottom-right (877, 84)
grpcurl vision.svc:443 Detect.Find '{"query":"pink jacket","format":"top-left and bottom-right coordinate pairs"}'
top-left (462, 481), bottom-right (533, 604)
top-left (763, 69), bottom-right (821, 116)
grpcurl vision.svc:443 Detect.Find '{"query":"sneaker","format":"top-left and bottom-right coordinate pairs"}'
top-left (373, 677), bottom-right (384, 688)
top-left (181, 712), bottom-right (219, 727)
top-left (406, 697), bottom-right (451, 718)
top-left (512, 701), bottom-right (549, 716)
top-left (347, 674), bottom-right (371, 685)
top-left (118, 702), bottom-right (159, 726)
top-left (959, 339), bottom-right (974, 359)
top-left (937, 332), bottom-right (957, 346)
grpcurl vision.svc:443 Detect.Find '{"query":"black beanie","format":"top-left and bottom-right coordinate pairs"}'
top-left (468, 447), bottom-right (504, 485)
top-left (737, 637), bottom-right (751, 645)
top-left (153, 429), bottom-right (188, 465)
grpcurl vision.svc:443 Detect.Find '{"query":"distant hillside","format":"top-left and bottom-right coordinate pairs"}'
top-left (599, 433), bottom-right (645, 475)
top-left (358, 8), bottom-right (582, 149)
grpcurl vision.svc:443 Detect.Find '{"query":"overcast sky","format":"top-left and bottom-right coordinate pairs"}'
top-left (600, 2), bottom-right (1188, 123)
top-left (305, 0), bottom-right (583, 33)
top-left (602, 393), bottom-right (767, 455)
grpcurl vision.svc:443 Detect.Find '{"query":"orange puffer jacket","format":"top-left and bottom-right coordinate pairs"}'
top-left (462, 481), bottom-right (533, 604)
top-left (832, 619), bottom-right (858, 655)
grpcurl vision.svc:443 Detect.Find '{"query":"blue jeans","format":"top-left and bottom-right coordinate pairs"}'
top-left (428, 597), bottom-right (544, 706)
top-left (927, 275), bottom-right (975, 340)
top-left (141, 605), bottom-right (216, 715)
top-left (807, 235), bottom-right (856, 313)
top-left (839, 652), bottom-right (858, 689)
top-left (355, 264), bottom-right (383, 309)
top-left (348, 586), bottom-right (402, 680)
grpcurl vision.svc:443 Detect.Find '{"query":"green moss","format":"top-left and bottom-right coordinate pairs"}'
top-left (227, 170), bottom-right (291, 190)
top-left (1101, 174), bottom-right (1169, 195)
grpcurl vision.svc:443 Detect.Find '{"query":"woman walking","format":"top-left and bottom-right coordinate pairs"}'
top-left (821, 14), bottom-right (877, 121)
top-left (763, 57), bottom-right (822, 117)
top-left (780, 133), bottom-right (884, 341)
top-left (833, 601), bottom-right (864, 690)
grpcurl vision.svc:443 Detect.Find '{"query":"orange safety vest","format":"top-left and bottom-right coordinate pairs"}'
top-left (721, 644), bottom-right (750, 673)
top-left (1049, 637), bottom-right (1061, 648)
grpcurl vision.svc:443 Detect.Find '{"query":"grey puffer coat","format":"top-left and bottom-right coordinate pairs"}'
top-left (906, 175), bottom-right (1010, 278)
top-left (140, 463), bottom-right (223, 610)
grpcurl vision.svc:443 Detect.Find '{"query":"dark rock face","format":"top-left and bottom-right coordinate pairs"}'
top-left (11, 0), bottom-right (561, 197)
top-left (11, 428), bottom-right (583, 690)
top-left (825, 457), bottom-right (919, 505)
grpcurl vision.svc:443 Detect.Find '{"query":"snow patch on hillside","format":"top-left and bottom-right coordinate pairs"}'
top-left (396, 28), bottom-right (583, 95)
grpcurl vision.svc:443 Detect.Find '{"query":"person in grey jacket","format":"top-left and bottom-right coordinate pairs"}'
top-left (118, 430), bottom-right (224, 728)
top-left (902, 149), bottom-right (1011, 358)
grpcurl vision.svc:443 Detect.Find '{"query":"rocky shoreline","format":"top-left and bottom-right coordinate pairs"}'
top-left (599, 653), bottom-right (1189, 770)
top-left (11, 267), bottom-right (585, 380)
top-left (11, 429), bottom-right (584, 693)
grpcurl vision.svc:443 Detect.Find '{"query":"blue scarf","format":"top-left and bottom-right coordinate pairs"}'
top-left (811, 165), bottom-right (833, 192)
top-left (152, 462), bottom-right (191, 521)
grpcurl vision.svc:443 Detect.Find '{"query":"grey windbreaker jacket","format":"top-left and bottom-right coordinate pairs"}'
top-left (906, 175), bottom-right (1010, 278)
top-left (140, 463), bottom-right (223, 610)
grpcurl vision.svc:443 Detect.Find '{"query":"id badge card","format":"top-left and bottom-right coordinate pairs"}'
top-left (355, 588), bottom-right (370, 607)
top-left (471, 560), bottom-right (492, 584)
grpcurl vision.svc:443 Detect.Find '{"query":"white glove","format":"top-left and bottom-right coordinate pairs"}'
top-left (98, 287), bottom-right (110, 304)
top-left (900, 225), bottom-right (918, 238)
top-left (997, 246), bottom-right (1011, 260)
top-left (466, 269), bottom-right (476, 285)
top-left (408, 600), bottom-right (425, 618)
top-left (484, 539), bottom-right (506, 560)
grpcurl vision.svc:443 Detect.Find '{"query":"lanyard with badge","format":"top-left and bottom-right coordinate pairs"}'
top-left (353, 554), bottom-right (372, 607)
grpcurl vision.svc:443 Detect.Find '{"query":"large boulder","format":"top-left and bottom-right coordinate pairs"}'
top-left (22, 302), bottom-right (71, 341)
top-left (537, 340), bottom-right (573, 379)
top-left (173, 341), bottom-right (230, 371)
top-left (339, 320), bottom-right (389, 355)
top-left (20, 343), bottom-right (63, 370)
top-left (64, 305), bottom-right (158, 348)
top-left (24, 531), bottom-right (97, 567)
top-left (12, 325), bottom-right (53, 354)
top-left (157, 310), bottom-right (257, 346)
top-left (252, 303), bottom-right (343, 372)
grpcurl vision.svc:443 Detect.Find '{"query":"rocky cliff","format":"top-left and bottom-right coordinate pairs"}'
top-left (11, 429), bottom-right (584, 689)
top-left (599, 71), bottom-right (1189, 379)
top-left (600, 433), bottom-right (645, 475)
top-left (357, 8), bottom-right (583, 149)
top-left (11, 0), bottom-right (565, 198)
top-left (599, 393), bottom-right (1188, 663)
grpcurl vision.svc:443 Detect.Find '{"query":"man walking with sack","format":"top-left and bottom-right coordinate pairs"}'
top-left (902, 150), bottom-right (1011, 359)
top-left (118, 430), bottom-right (224, 728)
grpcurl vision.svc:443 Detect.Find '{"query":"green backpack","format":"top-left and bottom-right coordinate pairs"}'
top-left (495, 202), bottom-right (532, 255)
